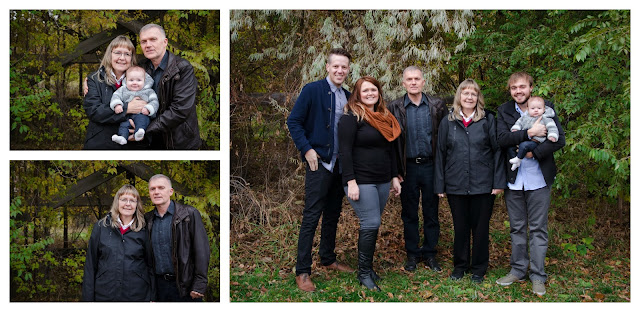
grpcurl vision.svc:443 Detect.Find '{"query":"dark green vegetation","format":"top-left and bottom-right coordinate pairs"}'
top-left (230, 10), bottom-right (630, 302)
top-left (10, 10), bottom-right (220, 150)
top-left (10, 161), bottom-right (221, 301)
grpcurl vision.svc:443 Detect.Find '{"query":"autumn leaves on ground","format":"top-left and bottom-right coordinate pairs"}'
top-left (230, 178), bottom-right (630, 302)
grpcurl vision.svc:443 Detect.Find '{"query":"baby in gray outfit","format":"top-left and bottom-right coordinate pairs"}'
top-left (110, 66), bottom-right (159, 145)
top-left (508, 96), bottom-right (559, 170)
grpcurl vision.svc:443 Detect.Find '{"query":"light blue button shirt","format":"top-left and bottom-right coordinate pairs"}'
top-left (322, 77), bottom-right (347, 173)
top-left (508, 103), bottom-right (547, 191)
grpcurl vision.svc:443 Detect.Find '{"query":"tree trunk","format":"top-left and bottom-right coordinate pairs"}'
top-left (618, 191), bottom-right (625, 221)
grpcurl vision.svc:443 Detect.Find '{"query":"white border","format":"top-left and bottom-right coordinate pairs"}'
top-left (2, 2), bottom-right (637, 312)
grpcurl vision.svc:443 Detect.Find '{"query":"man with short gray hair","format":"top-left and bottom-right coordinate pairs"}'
top-left (387, 66), bottom-right (447, 272)
top-left (144, 174), bottom-right (210, 301)
top-left (137, 24), bottom-right (201, 149)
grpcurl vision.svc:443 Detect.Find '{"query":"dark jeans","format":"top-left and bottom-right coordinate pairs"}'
top-left (155, 276), bottom-right (203, 302)
top-left (508, 140), bottom-right (539, 159)
top-left (295, 161), bottom-right (344, 275)
top-left (118, 113), bottom-right (150, 138)
top-left (447, 193), bottom-right (495, 276)
top-left (400, 161), bottom-right (439, 258)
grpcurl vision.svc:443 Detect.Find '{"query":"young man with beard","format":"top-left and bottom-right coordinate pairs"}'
top-left (495, 72), bottom-right (565, 296)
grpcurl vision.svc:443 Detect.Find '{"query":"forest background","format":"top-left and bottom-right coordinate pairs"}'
top-left (9, 160), bottom-right (221, 302)
top-left (9, 10), bottom-right (221, 150)
top-left (230, 10), bottom-right (631, 302)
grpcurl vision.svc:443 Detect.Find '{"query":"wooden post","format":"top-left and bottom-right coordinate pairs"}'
top-left (63, 205), bottom-right (68, 249)
top-left (79, 64), bottom-right (83, 97)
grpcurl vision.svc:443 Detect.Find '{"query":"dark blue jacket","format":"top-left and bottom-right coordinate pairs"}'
top-left (287, 79), bottom-right (351, 163)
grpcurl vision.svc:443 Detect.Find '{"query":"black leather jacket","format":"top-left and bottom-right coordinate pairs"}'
top-left (144, 51), bottom-right (201, 150)
top-left (387, 93), bottom-right (448, 177)
top-left (81, 216), bottom-right (155, 301)
top-left (145, 201), bottom-right (210, 298)
top-left (434, 111), bottom-right (506, 195)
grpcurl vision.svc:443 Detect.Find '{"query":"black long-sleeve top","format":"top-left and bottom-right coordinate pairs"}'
top-left (338, 112), bottom-right (398, 186)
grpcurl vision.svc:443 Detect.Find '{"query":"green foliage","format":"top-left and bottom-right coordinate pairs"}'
top-left (10, 161), bottom-right (220, 301)
top-left (231, 10), bottom-right (474, 98)
top-left (561, 234), bottom-right (595, 258)
top-left (448, 10), bottom-right (630, 203)
top-left (10, 10), bottom-right (220, 150)
top-left (10, 197), bottom-right (59, 299)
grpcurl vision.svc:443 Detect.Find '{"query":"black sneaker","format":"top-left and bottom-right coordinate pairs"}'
top-left (471, 274), bottom-right (484, 284)
top-left (450, 270), bottom-right (464, 281)
top-left (424, 257), bottom-right (442, 272)
top-left (404, 256), bottom-right (418, 272)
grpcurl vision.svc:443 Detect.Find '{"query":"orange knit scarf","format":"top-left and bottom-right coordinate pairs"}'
top-left (364, 109), bottom-right (401, 142)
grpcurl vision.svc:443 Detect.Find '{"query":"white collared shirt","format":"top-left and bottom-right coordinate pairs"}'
top-left (117, 216), bottom-right (135, 230)
top-left (459, 110), bottom-right (475, 123)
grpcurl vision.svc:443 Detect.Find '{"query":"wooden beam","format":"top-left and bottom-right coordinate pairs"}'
top-left (59, 10), bottom-right (166, 67)
top-left (120, 162), bottom-right (193, 196)
top-left (50, 169), bottom-right (117, 209)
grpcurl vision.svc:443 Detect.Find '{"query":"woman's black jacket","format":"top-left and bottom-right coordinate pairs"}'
top-left (81, 216), bottom-right (155, 301)
top-left (83, 67), bottom-right (129, 149)
top-left (434, 111), bottom-right (506, 195)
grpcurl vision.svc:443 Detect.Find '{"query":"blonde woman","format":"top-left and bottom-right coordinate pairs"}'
top-left (83, 35), bottom-right (148, 149)
top-left (81, 184), bottom-right (154, 301)
top-left (434, 79), bottom-right (505, 284)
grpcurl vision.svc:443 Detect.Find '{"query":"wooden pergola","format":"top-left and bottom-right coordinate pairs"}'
top-left (50, 162), bottom-right (193, 248)
top-left (59, 10), bottom-right (188, 96)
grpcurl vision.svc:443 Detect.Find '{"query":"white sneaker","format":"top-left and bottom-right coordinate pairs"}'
top-left (509, 157), bottom-right (522, 171)
top-left (134, 129), bottom-right (145, 141)
top-left (112, 135), bottom-right (127, 145)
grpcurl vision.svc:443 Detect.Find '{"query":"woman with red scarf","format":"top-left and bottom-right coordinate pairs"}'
top-left (338, 76), bottom-right (401, 291)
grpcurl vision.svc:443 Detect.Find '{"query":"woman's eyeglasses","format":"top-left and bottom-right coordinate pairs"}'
top-left (112, 51), bottom-right (132, 59)
top-left (119, 198), bottom-right (137, 204)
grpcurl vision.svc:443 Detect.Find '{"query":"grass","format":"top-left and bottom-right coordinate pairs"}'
top-left (230, 194), bottom-right (630, 302)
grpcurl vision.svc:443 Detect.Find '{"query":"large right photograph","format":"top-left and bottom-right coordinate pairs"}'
top-left (229, 10), bottom-right (630, 302)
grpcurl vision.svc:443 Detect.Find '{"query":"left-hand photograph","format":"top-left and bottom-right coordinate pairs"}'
top-left (9, 10), bottom-right (220, 150)
top-left (9, 160), bottom-right (220, 302)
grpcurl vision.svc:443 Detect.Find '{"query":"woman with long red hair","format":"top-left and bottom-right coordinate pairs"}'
top-left (338, 76), bottom-right (401, 291)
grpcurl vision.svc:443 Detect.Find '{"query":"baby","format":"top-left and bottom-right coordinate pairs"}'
top-left (110, 66), bottom-right (159, 145)
top-left (508, 96), bottom-right (559, 170)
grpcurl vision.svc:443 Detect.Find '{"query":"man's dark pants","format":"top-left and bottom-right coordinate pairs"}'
top-left (155, 275), bottom-right (203, 302)
top-left (295, 161), bottom-right (344, 275)
top-left (400, 161), bottom-right (439, 259)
